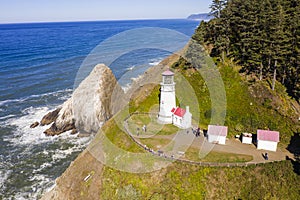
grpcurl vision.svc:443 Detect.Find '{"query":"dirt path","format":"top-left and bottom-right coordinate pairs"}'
top-left (126, 122), bottom-right (293, 164)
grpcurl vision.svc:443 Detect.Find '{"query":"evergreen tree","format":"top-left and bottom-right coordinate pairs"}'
top-left (209, 0), bottom-right (227, 18)
top-left (195, 0), bottom-right (299, 100)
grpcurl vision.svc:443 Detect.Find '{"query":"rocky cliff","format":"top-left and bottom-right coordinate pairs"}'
top-left (35, 64), bottom-right (124, 136)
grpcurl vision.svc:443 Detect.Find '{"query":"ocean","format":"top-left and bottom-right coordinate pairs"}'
top-left (0, 19), bottom-right (199, 199)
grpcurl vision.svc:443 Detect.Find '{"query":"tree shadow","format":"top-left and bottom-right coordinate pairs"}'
top-left (287, 132), bottom-right (300, 175)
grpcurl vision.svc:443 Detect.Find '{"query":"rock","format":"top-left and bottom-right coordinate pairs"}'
top-left (30, 121), bottom-right (39, 128)
top-left (77, 133), bottom-right (91, 138)
top-left (44, 120), bottom-right (76, 136)
top-left (71, 129), bottom-right (78, 135)
top-left (40, 108), bottom-right (61, 126)
top-left (41, 63), bottom-right (124, 136)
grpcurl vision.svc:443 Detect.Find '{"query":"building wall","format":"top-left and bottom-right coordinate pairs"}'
top-left (208, 135), bottom-right (226, 145)
top-left (173, 116), bottom-right (182, 128)
top-left (158, 84), bottom-right (176, 124)
top-left (182, 111), bottom-right (192, 129)
top-left (172, 111), bottom-right (192, 129)
top-left (257, 140), bottom-right (278, 151)
top-left (242, 136), bottom-right (252, 144)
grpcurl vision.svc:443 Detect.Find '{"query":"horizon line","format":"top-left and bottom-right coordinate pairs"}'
top-left (0, 18), bottom-right (191, 25)
top-left (0, 13), bottom-right (209, 25)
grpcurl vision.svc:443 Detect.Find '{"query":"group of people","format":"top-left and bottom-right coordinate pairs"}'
top-left (136, 125), bottom-right (147, 136)
top-left (192, 127), bottom-right (201, 137)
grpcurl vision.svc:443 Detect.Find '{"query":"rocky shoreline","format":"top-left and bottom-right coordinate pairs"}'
top-left (31, 63), bottom-right (124, 136)
top-left (40, 54), bottom-right (179, 200)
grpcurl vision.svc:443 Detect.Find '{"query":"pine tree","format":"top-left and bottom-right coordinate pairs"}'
top-left (209, 0), bottom-right (227, 18)
top-left (194, 0), bottom-right (299, 100)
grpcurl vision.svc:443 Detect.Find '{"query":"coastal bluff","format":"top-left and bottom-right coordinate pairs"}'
top-left (34, 64), bottom-right (124, 136)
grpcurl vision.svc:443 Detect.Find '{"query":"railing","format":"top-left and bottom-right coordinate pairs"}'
top-left (123, 112), bottom-right (283, 168)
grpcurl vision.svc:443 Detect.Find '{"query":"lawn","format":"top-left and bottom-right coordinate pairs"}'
top-left (185, 147), bottom-right (253, 163)
top-left (127, 113), bottom-right (179, 137)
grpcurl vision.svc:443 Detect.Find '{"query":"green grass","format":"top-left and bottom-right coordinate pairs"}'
top-left (129, 85), bottom-right (160, 114)
top-left (127, 114), bottom-right (179, 137)
top-left (172, 60), bottom-right (297, 145)
top-left (184, 147), bottom-right (253, 163)
top-left (97, 59), bottom-right (300, 200)
top-left (100, 160), bottom-right (300, 200)
top-left (139, 138), bottom-right (173, 151)
top-left (101, 118), bottom-right (144, 153)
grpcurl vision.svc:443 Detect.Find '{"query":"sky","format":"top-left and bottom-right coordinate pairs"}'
top-left (0, 0), bottom-right (212, 23)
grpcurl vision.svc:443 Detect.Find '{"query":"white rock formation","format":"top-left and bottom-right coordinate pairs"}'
top-left (43, 64), bottom-right (123, 135)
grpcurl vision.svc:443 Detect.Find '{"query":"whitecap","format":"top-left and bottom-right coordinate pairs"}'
top-left (0, 169), bottom-right (11, 192)
top-left (149, 58), bottom-right (163, 66)
top-left (126, 65), bottom-right (135, 71)
top-left (0, 88), bottom-right (73, 107)
top-left (0, 114), bottom-right (15, 120)
top-left (3, 106), bottom-right (54, 146)
top-left (130, 74), bottom-right (143, 83)
top-left (121, 83), bottom-right (132, 93)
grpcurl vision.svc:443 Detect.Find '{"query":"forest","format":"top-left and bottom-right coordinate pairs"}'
top-left (193, 0), bottom-right (299, 101)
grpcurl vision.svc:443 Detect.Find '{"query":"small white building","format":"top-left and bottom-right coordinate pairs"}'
top-left (257, 130), bottom-right (279, 152)
top-left (171, 106), bottom-right (192, 129)
top-left (207, 125), bottom-right (228, 145)
top-left (242, 133), bottom-right (253, 144)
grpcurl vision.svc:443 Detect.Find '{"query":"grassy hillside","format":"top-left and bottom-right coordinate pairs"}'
top-left (43, 56), bottom-right (300, 200)
top-left (100, 160), bottom-right (299, 200)
top-left (172, 58), bottom-right (299, 145)
top-left (126, 57), bottom-right (298, 145)
top-left (96, 61), bottom-right (300, 199)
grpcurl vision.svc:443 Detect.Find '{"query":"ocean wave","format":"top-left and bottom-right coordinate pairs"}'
top-left (0, 88), bottom-right (72, 107)
top-left (13, 174), bottom-right (53, 200)
top-left (149, 58), bottom-right (163, 66)
top-left (121, 83), bottom-right (132, 93)
top-left (130, 74), bottom-right (144, 83)
top-left (0, 114), bottom-right (15, 120)
top-left (0, 169), bottom-right (11, 194)
top-left (3, 106), bottom-right (54, 146)
top-left (1, 104), bottom-right (92, 199)
top-left (2, 103), bottom-right (91, 146)
top-left (125, 65), bottom-right (135, 71)
top-left (0, 55), bottom-right (85, 75)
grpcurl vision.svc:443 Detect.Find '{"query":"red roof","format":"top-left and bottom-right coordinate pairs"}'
top-left (257, 130), bottom-right (280, 142)
top-left (208, 125), bottom-right (228, 136)
top-left (171, 107), bottom-right (186, 117)
top-left (162, 69), bottom-right (174, 76)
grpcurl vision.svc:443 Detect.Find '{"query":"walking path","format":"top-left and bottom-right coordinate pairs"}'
top-left (123, 113), bottom-right (294, 167)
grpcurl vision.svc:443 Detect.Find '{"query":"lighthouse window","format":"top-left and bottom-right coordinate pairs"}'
top-left (164, 76), bottom-right (172, 84)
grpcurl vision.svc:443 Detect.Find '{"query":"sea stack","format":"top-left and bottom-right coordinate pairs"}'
top-left (41, 64), bottom-right (124, 136)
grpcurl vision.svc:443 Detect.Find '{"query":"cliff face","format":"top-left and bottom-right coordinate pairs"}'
top-left (41, 64), bottom-right (124, 136)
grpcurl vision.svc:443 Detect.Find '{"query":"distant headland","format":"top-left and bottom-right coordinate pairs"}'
top-left (187, 13), bottom-right (213, 21)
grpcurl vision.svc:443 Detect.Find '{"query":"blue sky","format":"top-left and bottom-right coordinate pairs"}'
top-left (0, 0), bottom-right (212, 23)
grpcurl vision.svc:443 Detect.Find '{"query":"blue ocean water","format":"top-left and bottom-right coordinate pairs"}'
top-left (0, 19), bottom-right (199, 199)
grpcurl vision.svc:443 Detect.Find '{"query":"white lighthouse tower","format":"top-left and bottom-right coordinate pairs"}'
top-left (158, 69), bottom-right (176, 124)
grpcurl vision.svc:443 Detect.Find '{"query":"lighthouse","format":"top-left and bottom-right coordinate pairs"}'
top-left (158, 69), bottom-right (176, 124)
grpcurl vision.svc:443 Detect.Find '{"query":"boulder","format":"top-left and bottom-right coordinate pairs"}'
top-left (44, 120), bottom-right (76, 136)
top-left (30, 121), bottom-right (39, 128)
top-left (40, 108), bottom-right (61, 126)
top-left (71, 129), bottom-right (78, 135)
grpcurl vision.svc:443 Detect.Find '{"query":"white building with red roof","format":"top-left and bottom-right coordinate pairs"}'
top-left (257, 130), bottom-right (280, 151)
top-left (171, 106), bottom-right (192, 129)
top-left (207, 125), bottom-right (228, 145)
top-left (158, 69), bottom-right (192, 129)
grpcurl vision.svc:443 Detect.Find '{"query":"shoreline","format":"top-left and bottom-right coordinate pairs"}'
top-left (40, 53), bottom-right (180, 199)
